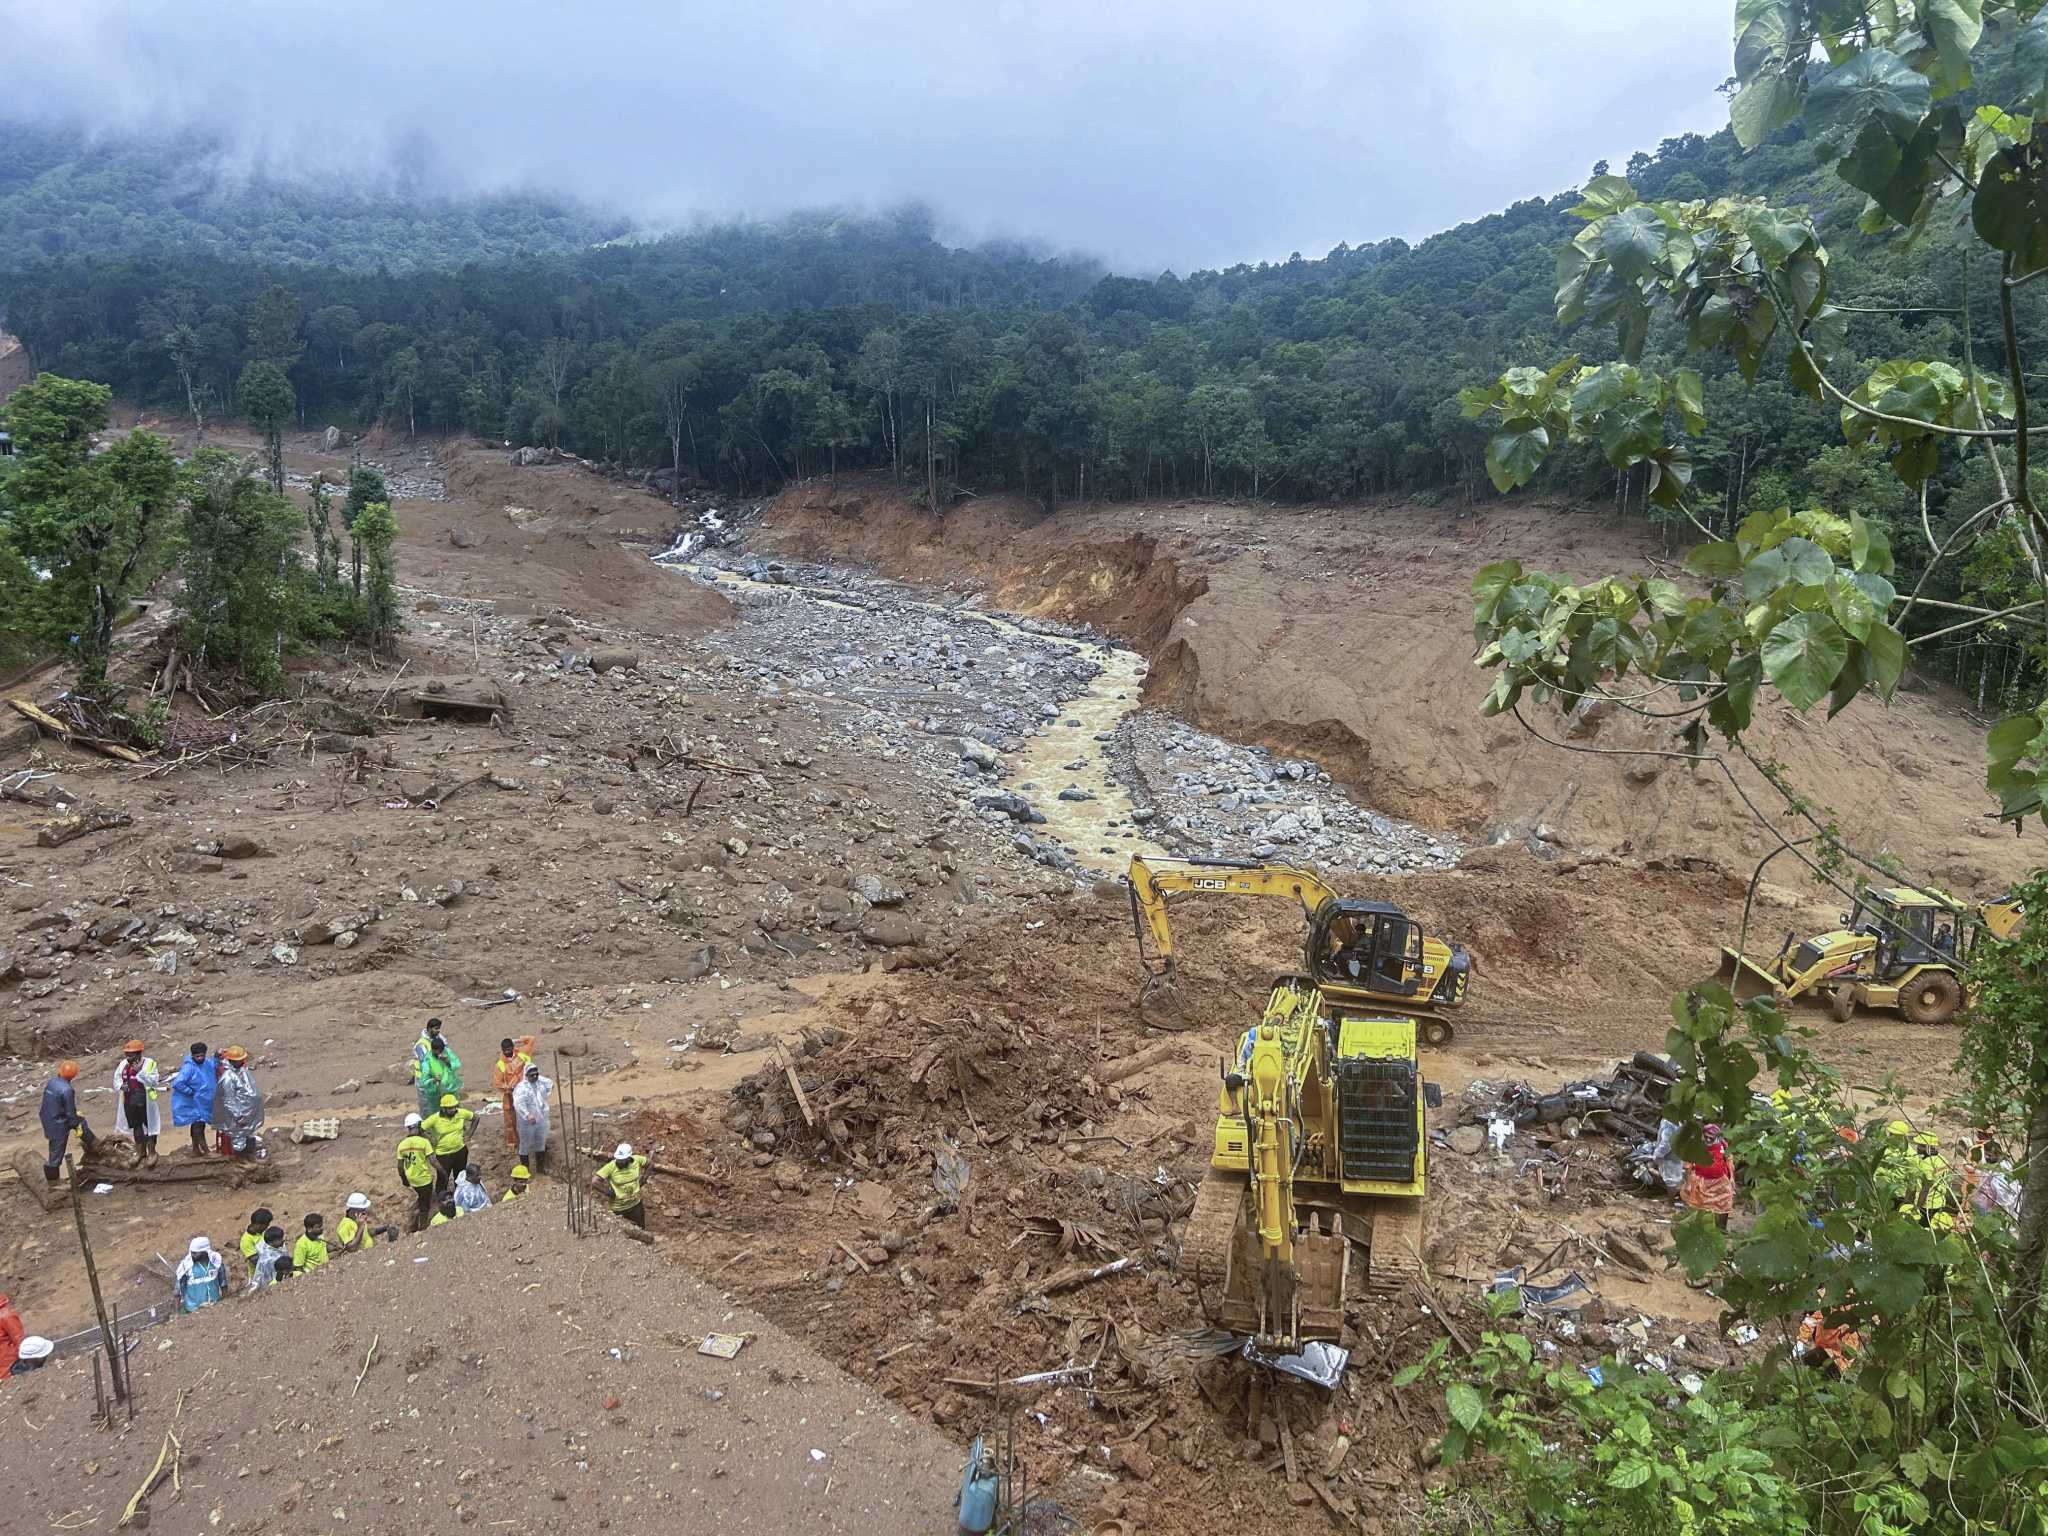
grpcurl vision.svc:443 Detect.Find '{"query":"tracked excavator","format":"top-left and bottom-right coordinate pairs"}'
top-left (1126, 854), bottom-right (1471, 1044)
top-left (1181, 976), bottom-right (1436, 1349)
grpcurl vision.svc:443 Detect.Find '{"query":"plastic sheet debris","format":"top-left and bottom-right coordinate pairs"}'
top-left (932, 1136), bottom-right (971, 1207)
top-left (1678, 1372), bottom-right (1705, 1396)
top-left (1488, 1267), bottom-right (1592, 1314)
top-left (1581, 1364), bottom-right (1605, 1386)
top-left (91, 1182), bottom-right (113, 1195)
top-left (698, 1333), bottom-right (748, 1359)
top-left (1487, 1117), bottom-right (1514, 1153)
top-left (1243, 1338), bottom-right (1349, 1389)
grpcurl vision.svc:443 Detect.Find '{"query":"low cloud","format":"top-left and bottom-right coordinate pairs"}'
top-left (5, 0), bottom-right (1732, 270)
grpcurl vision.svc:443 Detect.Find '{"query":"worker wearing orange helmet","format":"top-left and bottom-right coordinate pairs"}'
top-left (38, 1060), bottom-right (98, 1184)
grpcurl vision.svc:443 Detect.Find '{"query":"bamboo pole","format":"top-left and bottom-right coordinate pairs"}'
top-left (66, 1155), bottom-right (127, 1402)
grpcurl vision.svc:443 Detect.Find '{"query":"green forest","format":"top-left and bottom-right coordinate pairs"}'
top-left (0, 122), bottom-right (631, 272)
top-left (3, 55), bottom-right (2045, 709)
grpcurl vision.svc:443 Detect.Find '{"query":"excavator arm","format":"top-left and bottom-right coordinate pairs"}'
top-left (1128, 854), bottom-right (1339, 984)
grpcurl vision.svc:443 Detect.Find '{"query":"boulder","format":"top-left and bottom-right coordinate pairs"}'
top-left (448, 526), bottom-right (478, 550)
top-left (220, 833), bottom-right (264, 860)
top-left (958, 738), bottom-right (999, 771)
top-left (851, 873), bottom-right (905, 908)
top-left (590, 649), bottom-right (640, 675)
top-left (860, 913), bottom-right (925, 948)
top-left (321, 425), bottom-right (342, 452)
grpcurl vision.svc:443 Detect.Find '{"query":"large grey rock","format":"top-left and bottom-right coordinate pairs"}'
top-left (851, 873), bottom-right (905, 908)
top-left (860, 913), bottom-right (925, 947)
top-left (590, 649), bottom-right (640, 674)
top-left (958, 738), bottom-right (999, 771)
top-left (321, 425), bottom-right (342, 451)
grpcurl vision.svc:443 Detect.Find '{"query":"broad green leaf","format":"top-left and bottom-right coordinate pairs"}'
top-left (1779, 536), bottom-right (1834, 587)
top-left (1686, 540), bottom-right (1744, 580)
top-left (2019, 13), bottom-right (2048, 111)
top-left (1390, 1359), bottom-right (1429, 1388)
top-left (1864, 622), bottom-right (1905, 697)
top-left (1805, 49), bottom-right (1931, 148)
top-left (1746, 207), bottom-right (1811, 269)
top-left (1743, 545), bottom-right (1793, 602)
top-left (1641, 577), bottom-right (1687, 616)
top-left (1672, 1211), bottom-right (1725, 1279)
top-left (1484, 418), bottom-right (1549, 493)
top-left (1598, 206), bottom-right (1670, 282)
top-left (1924, 0), bottom-right (1985, 97)
top-left (1571, 174), bottom-right (1638, 219)
top-left (1893, 434), bottom-right (1940, 486)
top-left (1987, 712), bottom-right (2047, 764)
top-left (1732, 73), bottom-right (1802, 150)
top-left (1471, 559), bottom-right (1523, 611)
top-left (1836, 115), bottom-right (1934, 228)
top-left (1733, 0), bottom-right (1796, 82)
top-left (1445, 1381), bottom-right (1483, 1433)
top-left (1596, 399), bottom-right (1663, 467)
top-left (1673, 368), bottom-right (1705, 434)
top-left (1828, 643), bottom-right (1871, 718)
top-left (1973, 146), bottom-right (2048, 269)
top-left (1826, 573), bottom-right (1877, 639)
top-left (1455, 383), bottom-right (1501, 420)
top-left (1607, 1461), bottom-right (1652, 1490)
top-left (1763, 610), bottom-right (1850, 710)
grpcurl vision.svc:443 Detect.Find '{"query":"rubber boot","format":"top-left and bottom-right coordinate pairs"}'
top-left (41, 1164), bottom-right (58, 1185)
top-left (145, 1134), bottom-right (159, 1169)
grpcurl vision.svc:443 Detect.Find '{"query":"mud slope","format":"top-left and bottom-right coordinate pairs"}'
top-left (757, 479), bottom-right (2035, 892)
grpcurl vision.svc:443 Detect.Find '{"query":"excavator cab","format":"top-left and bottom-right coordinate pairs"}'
top-left (1314, 902), bottom-right (1424, 998)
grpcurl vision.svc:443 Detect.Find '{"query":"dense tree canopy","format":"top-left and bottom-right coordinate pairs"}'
top-left (6, 48), bottom-right (2046, 713)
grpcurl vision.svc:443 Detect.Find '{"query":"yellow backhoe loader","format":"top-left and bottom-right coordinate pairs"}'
top-left (1715, 884), bottom-right (2025, 1026)
top-left (1126, 854), bottom-right (1470, 1045)
top-left (1183, 977), bottom-right (1435, 1350)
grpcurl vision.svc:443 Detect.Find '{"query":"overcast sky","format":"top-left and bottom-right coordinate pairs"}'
top-left (5, 1), bottom-right (1734, 272)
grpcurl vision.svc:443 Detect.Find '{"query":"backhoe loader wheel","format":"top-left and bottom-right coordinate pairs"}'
top-left (1825, 986), bottom-right (1855, 1023)
top-left (1900, 971), bottom-right (1964, 1027)
top-left (1419, 1016), bottom-right (1453, 1048)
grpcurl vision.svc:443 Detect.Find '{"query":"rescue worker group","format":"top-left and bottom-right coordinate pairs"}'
top-left (28, 1016), bottom-right (654, 1328)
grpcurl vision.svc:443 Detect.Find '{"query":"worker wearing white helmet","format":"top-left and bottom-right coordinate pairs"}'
top-left (12, 1337), bottom-right (53, 1374)
top-left (335, 1192), bottom-right (394, 1252)
top-left (175, 1236), bottom-right (225, 1313)
top-left (395, 1114), bottom-right (437, 1232)
top-left (592, 1142), bottom-right (651, 1228)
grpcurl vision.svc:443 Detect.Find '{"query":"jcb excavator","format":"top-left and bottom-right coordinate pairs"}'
top-left (1715, 884), bottom-right (2025, 1026)
top-left (1126, 854), bottom-right (1471, 1045)
top-left (1183, 977), bottom-right (1435, 1350)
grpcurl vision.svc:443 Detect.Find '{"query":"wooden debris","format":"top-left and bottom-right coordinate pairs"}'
top-left (7, 698), bottom-right (146, 763)
top-left (777, 1044), bottom-right (817, 1128)
top-left (35, 806), bottom-right (134, 848)
top-left (117, 1429), bottom-right (180, 1527)
top-left (410, 692), bottom-right (503, 723)
top-left (1097, 1041), bottom-right (1183, 1086)
top-left (835, 1238), bottom-right (873, 1274)
top-left (1032, 1255), bottom-right (1136, 1297)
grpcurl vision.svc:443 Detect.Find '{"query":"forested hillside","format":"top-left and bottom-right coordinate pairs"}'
top-left (0, 122), bottom-right (631, 272)
top-left (4, 51), bottom-right (2043, 710)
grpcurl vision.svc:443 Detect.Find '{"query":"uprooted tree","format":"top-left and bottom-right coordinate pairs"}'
top-left (1433, 7), bottom-right (2048, 1532)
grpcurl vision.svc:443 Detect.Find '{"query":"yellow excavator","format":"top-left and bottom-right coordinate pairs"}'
top-left (1716, 884), bottom-right (2025, 1026)
top-left (1183, 977), bottom-right (1435, 1350)
top-left (1126, 854), bottom-right (1470, 1045)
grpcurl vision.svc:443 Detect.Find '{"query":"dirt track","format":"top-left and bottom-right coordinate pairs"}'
top-left (2, 436), bottom-right (2028, 1532)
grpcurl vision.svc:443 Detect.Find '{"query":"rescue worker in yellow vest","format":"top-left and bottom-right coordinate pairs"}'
top-left (429, 1194), bottom-right (458, 1227)
top-left (239, 1206), bottom-right (274, 1268)
top-left (1878, 1120), bottom-right (1956, 1231)
top-left (503, 1164), bottom-right (531, 1201)
top-left (396, 1114), bottom-right (437, 1231)
top-left (422, 1094), bottom-right (477, 1198)
top-left (293, 1213), bottom-right (331, 1273)
top-left (335, 1192), bottom-right (395, 1252)
top-left (593, 1142), bottom-right (650, 1228)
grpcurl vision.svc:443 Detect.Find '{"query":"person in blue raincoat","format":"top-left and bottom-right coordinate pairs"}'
top-left (170, 1042), bottom-right (218, 1157)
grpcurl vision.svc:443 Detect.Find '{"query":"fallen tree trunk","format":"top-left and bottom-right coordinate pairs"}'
top-left (1097, 1041), bottom-right (1184, 1086)
top-left (36, 806), bottom-right (134, 847)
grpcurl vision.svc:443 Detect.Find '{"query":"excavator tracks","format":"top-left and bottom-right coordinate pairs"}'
top-left (1183, 1168), bottom-right (1247, 1296)
top-left (1362, 1197), bottom-right (1427, 1291)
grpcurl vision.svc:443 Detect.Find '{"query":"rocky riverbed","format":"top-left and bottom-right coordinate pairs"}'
top-left (656, 534), bottom-right (1460, 881)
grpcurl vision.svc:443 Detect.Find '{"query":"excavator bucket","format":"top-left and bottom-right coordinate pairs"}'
top-left (1712, 946), bottom-right (1781, 1002)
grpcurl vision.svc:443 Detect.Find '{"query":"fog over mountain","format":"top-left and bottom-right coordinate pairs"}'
top-left (5, 0), bottom-right (1729, 269)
